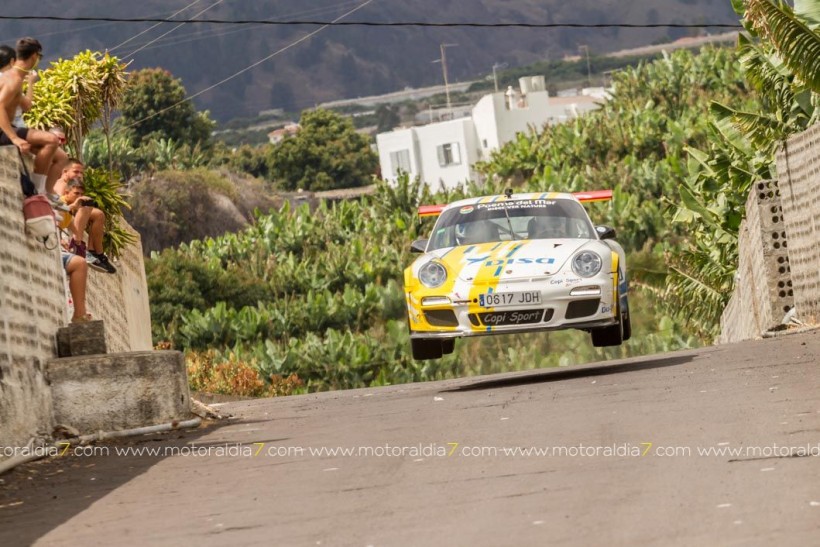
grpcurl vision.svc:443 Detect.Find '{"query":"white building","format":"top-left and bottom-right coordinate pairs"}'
top-left (377, 76), bottom-right (606, 190)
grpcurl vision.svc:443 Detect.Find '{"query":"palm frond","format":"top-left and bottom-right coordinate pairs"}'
top-left (744, 0), bottom-right (820, 92)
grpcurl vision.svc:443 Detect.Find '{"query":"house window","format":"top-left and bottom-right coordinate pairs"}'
top-left (389, 149), bottom-right (411, 176)
top-left (436, 142), bottom-right (461, 167)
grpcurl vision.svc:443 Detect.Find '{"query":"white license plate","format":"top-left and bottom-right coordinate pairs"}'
top-left (479, 291), bottom-right (541, 308)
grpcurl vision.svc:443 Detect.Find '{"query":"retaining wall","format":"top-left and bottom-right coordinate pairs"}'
top-left (775, 123), bottom-right (820, 324)
top-left (0, 146), bottom-right (152, 460)
top-left (720, 123), bottom-right (820, 342)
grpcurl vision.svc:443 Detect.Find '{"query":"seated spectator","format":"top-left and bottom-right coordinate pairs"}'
top-left (62, 250), bottom-right (91, 323)
top-left (60, 178), bottom-right (116, 274)
top-left (0, 38), bottom-right (63, 194)
top-left (52, 157), bottom-right (83, 197)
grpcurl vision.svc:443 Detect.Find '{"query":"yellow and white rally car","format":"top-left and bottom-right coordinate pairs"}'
top-left (404, 190), bottom-right (630, 360)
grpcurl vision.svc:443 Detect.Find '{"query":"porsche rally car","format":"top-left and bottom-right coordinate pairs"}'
top-left (404, 190), bottom-right (630, 360)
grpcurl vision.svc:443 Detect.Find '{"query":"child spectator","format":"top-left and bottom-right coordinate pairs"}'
top-left (60, 178), bottom-right (116, 274)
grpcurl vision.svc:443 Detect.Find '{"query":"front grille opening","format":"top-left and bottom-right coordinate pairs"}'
top-left (565, 298), bottom-right (601, 319)
top-left (425, 309), bottom-right (459, 327)
top-left (468, 314), bottom-right (481, 327)
top-left (543, 309), bottom-right (555, 322)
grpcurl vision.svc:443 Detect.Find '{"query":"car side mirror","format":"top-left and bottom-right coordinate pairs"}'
top-left (410, 239), bottom-right (429, 253)
top-left (595, 225), bottom-right (616, 240)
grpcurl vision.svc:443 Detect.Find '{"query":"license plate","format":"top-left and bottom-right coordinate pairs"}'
top-left (479, 291), bottom-right (541, 308)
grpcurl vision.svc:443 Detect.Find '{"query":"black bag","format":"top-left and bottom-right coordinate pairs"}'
top-left (18, 148), bottom-right (37, 197)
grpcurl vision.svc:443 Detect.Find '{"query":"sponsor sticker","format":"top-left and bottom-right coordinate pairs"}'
top-left (459, 205), bottom-right (474, 214)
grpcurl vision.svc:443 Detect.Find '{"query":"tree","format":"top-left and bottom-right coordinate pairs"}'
top-left (268, 108), bottom-right (378, 191)
top-left (24, 50), bottom-right (128, 159)
top-left (118, 68), bottom-right (214, 150)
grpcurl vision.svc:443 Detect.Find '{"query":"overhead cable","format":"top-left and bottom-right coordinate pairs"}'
top-left (0, 16), bottom-right (743, 29)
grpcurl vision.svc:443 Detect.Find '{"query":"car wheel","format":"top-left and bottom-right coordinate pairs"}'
top-left (441, 338), bottom-right (455, 355)
top-left (411, 338), bottom-right (444, 360)
top-left (622, 306), bottom-right (632, 341)
top-left (591, 306), bottom-right (624, 347)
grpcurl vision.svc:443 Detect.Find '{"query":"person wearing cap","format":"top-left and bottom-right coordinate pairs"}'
top-left (59, 178), bottom-right (117, 274)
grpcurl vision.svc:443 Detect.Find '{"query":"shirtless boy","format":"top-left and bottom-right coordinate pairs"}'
top-left (0, 37), bottom-right (63, 194)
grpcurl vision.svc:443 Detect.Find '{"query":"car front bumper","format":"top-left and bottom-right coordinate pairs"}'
top-left (406, 273), bottom-right (619, 339)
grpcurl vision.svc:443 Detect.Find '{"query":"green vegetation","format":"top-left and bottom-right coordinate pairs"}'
top-left (665, 0), bottom-right (820, 332)
top-left (118, 68), bottom-right (214, 151)
top-left (267, 109), bottom-right (378, 191)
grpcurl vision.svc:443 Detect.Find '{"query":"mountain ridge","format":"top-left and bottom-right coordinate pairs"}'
top-left (0, 0), bottom-right (739, 121)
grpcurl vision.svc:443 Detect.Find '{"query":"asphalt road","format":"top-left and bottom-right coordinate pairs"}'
top-left (2, 330), bottom-right (820, 546)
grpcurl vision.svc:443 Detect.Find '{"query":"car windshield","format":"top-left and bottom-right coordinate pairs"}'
top-left (427, 198), bottom-right (595, 251)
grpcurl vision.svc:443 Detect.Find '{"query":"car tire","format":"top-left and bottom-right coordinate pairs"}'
top-left (622, 306), bottom-right (632, 341)
top-left (411, 338), bottom-right (444, 360)
top-left (441, 338), bottom-right (455, 355)
top-left (591, 306), bottom-right (624, 347)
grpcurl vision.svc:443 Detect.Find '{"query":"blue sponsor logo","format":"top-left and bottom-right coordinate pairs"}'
top-left (466, 257), bottom-right (556, 266)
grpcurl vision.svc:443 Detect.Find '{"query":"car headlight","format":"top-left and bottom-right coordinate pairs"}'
top-left (572, 251), bottom-right (602, 278)
top-left (419, 261), bottom-right (448, 288)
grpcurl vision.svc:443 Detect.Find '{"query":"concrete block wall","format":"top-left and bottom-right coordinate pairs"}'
top-left (0, 146), bottom-right (64, 452)
top-left (719, 180), bottom-right (794, 343)
top-left (0, 146), bottom-right (153, 460)
top-left (776, 123), bottom-right (820, 324)
top-left (85, 225), bottom-right (153, 353)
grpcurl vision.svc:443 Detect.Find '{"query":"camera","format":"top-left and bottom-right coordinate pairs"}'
top-left (81, 198), bottom-right (98, 208)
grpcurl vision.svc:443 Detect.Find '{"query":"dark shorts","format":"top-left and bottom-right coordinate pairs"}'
top-left (0, 126), bottom-right (29, 146)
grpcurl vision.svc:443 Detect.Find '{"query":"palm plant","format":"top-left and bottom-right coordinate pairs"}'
top-left (668, 0), bottom-right (820, 338)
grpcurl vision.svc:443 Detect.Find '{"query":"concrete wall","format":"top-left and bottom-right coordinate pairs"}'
top-left (85, 226), bottom-right (153, 353)
top-left (720, 121), bottom-right (820, 342)
top-left (719, 180), bottom-right (793, 343)
top-left (775, 123), bottom-right (820, 324)
top-left (48, 351), bottom-right (190, 433)
top-left (0, 145), bottom-right (153, 459)
top-left (0, 146), bottom-right (64, 453)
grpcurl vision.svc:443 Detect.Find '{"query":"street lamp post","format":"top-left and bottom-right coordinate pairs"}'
top-left (438, 43), bottom-right (457, 112)
top-left (492, 62), bottom-right (508, 92)
top-left (579, 45), bottom-right (592, 87)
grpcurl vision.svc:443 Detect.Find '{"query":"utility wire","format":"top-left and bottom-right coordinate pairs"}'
top-left (122, 0), bottom-right (225, 58)
top-left (0, 16), bottom-right (743, 28)
top-left (121, 0), bottom-right (377, 132)
top-left (112, 0), bottom-right (366, 55)
top-left (109, 0), bottom-right (206, 53)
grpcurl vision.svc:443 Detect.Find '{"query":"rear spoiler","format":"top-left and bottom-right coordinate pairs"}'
top-left (418, 190), bottom-right (612, 217)
top-left (573, 190), bottom-right (613, 203)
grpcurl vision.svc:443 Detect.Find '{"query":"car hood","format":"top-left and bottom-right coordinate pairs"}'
top-left (427, 239), bottom-right (593, 282)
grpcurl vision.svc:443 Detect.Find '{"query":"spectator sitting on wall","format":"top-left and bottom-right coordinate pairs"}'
top-left (0, 37), bottom-right (65, 194)
top-left (60, 178), bottom-right (117, 274)
top-left (52, 157), bottom-right (84, 196)
top-left (62, 249), bottom-right (91, 323)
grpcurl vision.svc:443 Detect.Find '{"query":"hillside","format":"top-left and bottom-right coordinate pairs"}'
top-left (0, 0), bottom-right (738, 120)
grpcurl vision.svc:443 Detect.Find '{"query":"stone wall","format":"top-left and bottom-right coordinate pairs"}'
top-left (0, 145), bottom-right (153, 460)
top-left (776, 123), bottom-right (820, 324)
